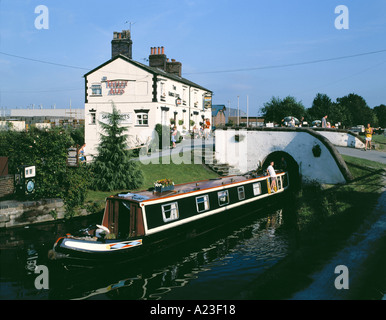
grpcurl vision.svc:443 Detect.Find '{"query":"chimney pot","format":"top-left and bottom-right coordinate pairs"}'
top-left (161, 46), bottom-right (164, 54)
top-left (158, 47), bottom-right (160, 54)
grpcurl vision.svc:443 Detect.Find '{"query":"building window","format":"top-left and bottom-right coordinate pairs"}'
top-left (136, 113), bottom-right (148, 126)
top-left (88, 110), bottom-right (96, 125)
top-left (160, 82), bottom-right (166, 101)
top-left (217, 190), bottom-right (229, 206)
top-left (91, 84), bottom-right (102, 96)
top-left (161, 202), bottom-right (179, 222)
top-left (253, 182), bottom-right (261, 196)
top-left (196, 195), bottom-right (210, 213)
top-left (237, 186), bottom-right (245, 200)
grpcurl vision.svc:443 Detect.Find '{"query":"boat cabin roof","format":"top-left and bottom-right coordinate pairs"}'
top-left (109, 172), bottom-right (284, 204)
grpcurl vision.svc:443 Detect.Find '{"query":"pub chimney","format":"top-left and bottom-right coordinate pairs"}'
top-left (148, 46), bottom-right (182, 76)
top-left (111, 30), bottom-right (133, 59)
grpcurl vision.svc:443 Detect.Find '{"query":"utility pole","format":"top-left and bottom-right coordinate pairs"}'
top-left (237, 96), bottom-right (240, 126)
top-left (228, 100), bottom-right (230, 124)
top-left (247, 95), bottom-right (249, 128)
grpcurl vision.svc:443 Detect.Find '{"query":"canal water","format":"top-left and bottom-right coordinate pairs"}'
top-left (0, 203), bottom-right (298, 300)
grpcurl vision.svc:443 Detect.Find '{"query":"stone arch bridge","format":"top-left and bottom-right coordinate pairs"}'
top-left (212, 127), bottom-right (361, 185)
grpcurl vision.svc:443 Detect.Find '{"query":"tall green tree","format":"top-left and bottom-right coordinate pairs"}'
top-left (91, 104), bottom-right (143, 191)
top-left (307, 93), bottom-right (333, 121)
top-left (373, 104), bottom-right (385, 127)
top-left (335, 93), bottom-right (375, 127)
top-left (262, 96), bottom-right (306, 124)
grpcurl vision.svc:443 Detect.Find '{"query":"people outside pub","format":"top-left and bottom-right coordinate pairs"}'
top-left (267, 161), bottom-right (277, 193)
top-left (364, 123), bottom-right (373, 151)
top-left (204, 118), bottom-right (211, 139)
top-left (171, 126), bottom-right (177, 149)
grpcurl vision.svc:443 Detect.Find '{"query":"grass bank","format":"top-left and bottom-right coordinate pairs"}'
top-left (239, 155), bottom-right (386, 299)
top-left (372, 134), bottom-right (386, 152)
top-left (85, 156), bottom-right (219, 210)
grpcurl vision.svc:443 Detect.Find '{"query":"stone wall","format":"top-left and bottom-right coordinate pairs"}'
top-left (0, 198), bottom-right (88, 228)
top-left (0, 175), bottom-right (14, 198)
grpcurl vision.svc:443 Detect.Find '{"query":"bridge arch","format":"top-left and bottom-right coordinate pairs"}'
top-left (262, 151), bottom-right (301, 190)
top-left (214, 127), bottom-right (352, 185)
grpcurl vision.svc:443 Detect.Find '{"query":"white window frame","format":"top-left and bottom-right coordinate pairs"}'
top-left (237, 186), bottom-right (245, 200)
top-left (91, 84), bottom-right (102, 96)
top-left (161, 202), bottom-right (179, 222)
top-left (89, 112), bottom-right (96, 125)
top-left (196, 195), bottom-right (210, 213)
top-left (136, 112), bottom-right (149, 126)
top-left (217, 190), bottom-right (229, 206)
top-left (253, 182), bottom-right (262, 196)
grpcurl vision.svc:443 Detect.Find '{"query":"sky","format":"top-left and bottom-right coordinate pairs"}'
top-left (0, 0), bottom-right (385, 116)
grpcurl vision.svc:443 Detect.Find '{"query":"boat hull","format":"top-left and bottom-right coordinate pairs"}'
top-left (49, 189), bottom-right (287, 267)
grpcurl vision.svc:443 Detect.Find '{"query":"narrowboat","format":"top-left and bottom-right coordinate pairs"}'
top-left (49, 171), bottom-right (289, 266)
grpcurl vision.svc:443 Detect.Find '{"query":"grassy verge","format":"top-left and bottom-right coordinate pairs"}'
top-left (85, 156), bottom-right (219, 209)
top-left (240, 155), bottom-right (385, 299)
top-left (372, 134), bottom-right (386, 152)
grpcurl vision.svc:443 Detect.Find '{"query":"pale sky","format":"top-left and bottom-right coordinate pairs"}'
top-left (1, 0), bottom-right (385, 115)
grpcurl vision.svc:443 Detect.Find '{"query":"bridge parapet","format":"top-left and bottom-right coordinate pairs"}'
top-left (214, 127), bottom-right (353, 185)
top-left (311, 128), bottom-right (365, 149)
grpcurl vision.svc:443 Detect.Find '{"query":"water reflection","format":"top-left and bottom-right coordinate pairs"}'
top-left (1, 203), bottom-right (298, 300)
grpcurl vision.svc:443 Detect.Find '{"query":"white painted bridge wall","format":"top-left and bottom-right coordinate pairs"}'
top-left (215, 129), bottom-right (346, 184)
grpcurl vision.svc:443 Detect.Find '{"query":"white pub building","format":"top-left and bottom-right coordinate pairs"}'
top-left (84, 30), bottom-right (212, 160)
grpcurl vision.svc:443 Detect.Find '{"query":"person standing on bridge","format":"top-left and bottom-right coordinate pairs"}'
top-left (364, 123), bottom-right (374, 151)
top-left (267, 161), bottom-right (277, 193)
top-left (322, 115), bottom-right (328, 128)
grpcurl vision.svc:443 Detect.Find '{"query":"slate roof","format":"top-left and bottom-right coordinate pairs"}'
top-left (84, 54), bottom-right (212, 93)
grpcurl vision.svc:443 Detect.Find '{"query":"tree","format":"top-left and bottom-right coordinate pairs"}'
top-left (307, 93), bottom-right (333, 121)
top-left (262, 96), bottom-right (306, 124)
top-left (335, 93), bottom-right (375, 127)
top-left (91, 104), bottom-right (143, 191)
top-left (373, 104), bottom-right (386, 127)
top-left (0, 126), bottom-right (91, 217)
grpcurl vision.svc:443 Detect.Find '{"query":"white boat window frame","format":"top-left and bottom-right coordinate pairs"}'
top-left (161, 202), bottom-right (179, 222)
top-left (217, 190), bottom-right (229, 206)
top-left (196, 194), bottom-right (210, 213)
top-left (277, 175), bottom-right (282, 190)
top-left (253, 182), bottom-right (262, 196)
top-left (237, 186), bottom-right (245, 200)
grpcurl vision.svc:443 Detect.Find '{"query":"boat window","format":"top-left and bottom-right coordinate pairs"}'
top-left (161, 202), bottom-right (179, 222)
top-left (196, 195), bottom-right (210, 212)
top-left (253, 182), bottom-right (262, 196)
top-left (217, 190), bottom-right (229, 206)
top-left (237, 186), bottom-right (245, 200)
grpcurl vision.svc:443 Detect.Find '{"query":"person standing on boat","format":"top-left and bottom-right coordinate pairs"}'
top-left (267, 161), bottom-right (277, 193)
top-left (364, 123), bottom-right (373, 151)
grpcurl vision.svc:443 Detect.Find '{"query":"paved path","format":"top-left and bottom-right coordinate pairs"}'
top-left (336, 146), bottom-right (386, 164)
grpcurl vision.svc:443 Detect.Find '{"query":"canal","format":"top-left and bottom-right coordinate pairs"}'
top-left (1, 189), bottom-right (384, 301)
top-left (0, 202), bottom-right (298, 300)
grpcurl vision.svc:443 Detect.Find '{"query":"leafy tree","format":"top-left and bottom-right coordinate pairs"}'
top-left (262, 96), bottom-right (306, 124)
top-left (335, 93), bottom-right (375, 127)
top-left (0, 126), bottom-right (91, 217)
top-left (91, 104), bottom-right (143, 191)
top-left (307, 93), bottom-right (333, 121)
top-left (373, 104), bottom-right (386, 127)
